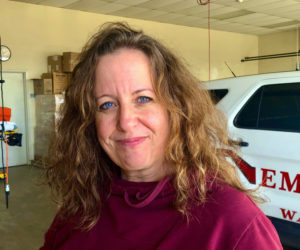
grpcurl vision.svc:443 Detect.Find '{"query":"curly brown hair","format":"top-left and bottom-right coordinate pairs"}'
top-left (46, 22), bottom-right (259, 230)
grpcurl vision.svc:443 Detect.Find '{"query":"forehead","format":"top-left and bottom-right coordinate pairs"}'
top-left (97, 48), bottom-right (150, 70)
top-left (94, 48), bottom-right (154, 94)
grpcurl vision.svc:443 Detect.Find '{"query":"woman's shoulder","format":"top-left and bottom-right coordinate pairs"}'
top-left (188, 183), bottom-right (282, 249)
top-left (204, 182), bottom-right (259, 216)
top-left (192, 182), bottom-right (263, 228)
top-left (40, 212), bottom-right (81, 250)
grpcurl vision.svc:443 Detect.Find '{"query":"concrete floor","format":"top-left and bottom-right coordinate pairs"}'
top-left (0, 165), bottom-right (57, 250)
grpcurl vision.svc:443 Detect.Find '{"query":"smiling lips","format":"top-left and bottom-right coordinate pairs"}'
top-left (117, 136), bottom-right (147, 147)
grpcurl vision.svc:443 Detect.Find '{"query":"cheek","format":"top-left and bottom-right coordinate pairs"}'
top-left (145, 108), bottom-right (169, 136)
top-left (159, 113), bottom-right (170, 139)
top-left (95, 115), bottom-right (111, 140)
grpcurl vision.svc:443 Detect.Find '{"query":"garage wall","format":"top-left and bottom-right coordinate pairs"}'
top-left (258, 29), bottom-right (300, 73)
top-left (0, 0), bottom-right (258, 160)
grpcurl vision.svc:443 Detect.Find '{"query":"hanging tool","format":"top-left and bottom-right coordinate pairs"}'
top-left (197, 0), bottom-right (211, 80)
top-left (0, 36), bottom-right (10, 208)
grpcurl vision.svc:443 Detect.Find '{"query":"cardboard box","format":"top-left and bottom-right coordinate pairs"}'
top-left (63, 52), bottom-right (80, 72)
top-left (35, 94), bottom-right (64, 114)
top-left (35, 111), bottom-right (62, 128)
top-left (48, 55), bottom-right (63, 73)
top-left (42, 72), bottom-right (70, 94)
top-left (34, 126), bottom-right (56, 159)
top-left (33, 78), bottom-right (53, 95)
top-left (35, 94), bottom-right (64, 131)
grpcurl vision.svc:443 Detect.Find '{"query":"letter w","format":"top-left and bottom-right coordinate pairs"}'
top-left (280, 208), bottom-right (297, 220)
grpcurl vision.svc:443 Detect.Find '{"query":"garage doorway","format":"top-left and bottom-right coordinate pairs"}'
top-left (2, 72), bottom-right (28, 166)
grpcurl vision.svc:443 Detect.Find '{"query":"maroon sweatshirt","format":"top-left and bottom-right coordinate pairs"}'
top-left (41, 176), bottom-right (282, 250)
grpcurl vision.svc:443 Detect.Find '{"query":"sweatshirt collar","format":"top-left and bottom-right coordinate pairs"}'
top-left (111, 175), bottom-right (175, 208)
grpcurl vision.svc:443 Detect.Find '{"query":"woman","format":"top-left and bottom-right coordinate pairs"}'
top-left (41, 22), bottom-right (282, 249)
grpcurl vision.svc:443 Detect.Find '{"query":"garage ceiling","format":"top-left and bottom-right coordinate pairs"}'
top-left (10, 0), bottom-right (300, 35)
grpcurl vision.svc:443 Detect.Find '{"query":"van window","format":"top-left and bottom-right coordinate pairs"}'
top-left (234, 82), bottom-right (300, 133)
top-left (234, 88), bottom-right (263, 128)
top-left (209, 89), bottom-right (228, 104)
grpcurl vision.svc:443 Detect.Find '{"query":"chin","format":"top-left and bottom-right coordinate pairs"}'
top-left (121, 163), bottom-right (148, 172)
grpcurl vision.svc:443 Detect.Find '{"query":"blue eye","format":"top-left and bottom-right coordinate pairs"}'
top-left (99, 102), bottom-right (115, 111)
top-left (138, 96), bottom-right (152, 103)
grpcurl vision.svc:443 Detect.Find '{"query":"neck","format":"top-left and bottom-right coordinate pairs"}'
top-left (121, 164), bottom-right (172, 182)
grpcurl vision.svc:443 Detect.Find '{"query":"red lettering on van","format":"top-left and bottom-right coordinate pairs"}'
top-left (279, 172), bottom-right (300, 194)
top-left (261, 168), bottom-right (276, 189)
top-left (280, 208), bottom-right (297, 220)
top-left (223, 150), bottom-right (256, 184)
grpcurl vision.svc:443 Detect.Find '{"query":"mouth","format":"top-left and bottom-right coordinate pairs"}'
top-left (116, 136), bottom-right (147, 147)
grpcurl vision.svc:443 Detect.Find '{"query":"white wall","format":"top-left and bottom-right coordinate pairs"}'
top-left (0, 0), bottom-right (259, 160)
top-left (258, 29), bottom-right (300, 73)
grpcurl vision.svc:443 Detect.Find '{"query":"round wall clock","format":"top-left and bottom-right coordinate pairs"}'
top-left (0, 45), bottom-right (11, 62)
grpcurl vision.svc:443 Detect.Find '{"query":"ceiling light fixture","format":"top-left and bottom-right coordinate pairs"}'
top-left (236, 0), bottom-right (244, 2)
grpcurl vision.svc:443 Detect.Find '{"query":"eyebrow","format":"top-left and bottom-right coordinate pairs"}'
top-left (95, 88), bottom-right (154, 100)
top-left (133, 88), bottom-right (154, 95)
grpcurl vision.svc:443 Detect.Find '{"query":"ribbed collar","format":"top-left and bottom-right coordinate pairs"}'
top-left (111, 175), bottom-right (175, 208)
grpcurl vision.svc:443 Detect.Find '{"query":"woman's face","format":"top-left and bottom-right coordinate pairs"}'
top-left (94, 48), bottom-right (170, 182)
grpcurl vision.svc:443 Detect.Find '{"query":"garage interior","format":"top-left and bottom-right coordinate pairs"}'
top-left (0, 0), bottom-right (300, 249)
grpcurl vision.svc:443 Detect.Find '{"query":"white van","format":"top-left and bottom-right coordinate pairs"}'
top-left (205, 71), bottom-right (300, 248)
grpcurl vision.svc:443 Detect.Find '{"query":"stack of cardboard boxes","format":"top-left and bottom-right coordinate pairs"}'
top-left (33, 52), bottom-right (79, 164)
top-left (34, 95), bottom-right (64, 163)
top-left (33, 52), bottom-right (80, 95)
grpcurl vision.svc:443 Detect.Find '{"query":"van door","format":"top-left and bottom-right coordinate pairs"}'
top-left (229, 80), bottom-right (300, 224)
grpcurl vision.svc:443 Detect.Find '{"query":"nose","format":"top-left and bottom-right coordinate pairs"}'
top-left (117, 103), bottom-right (137, 132)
